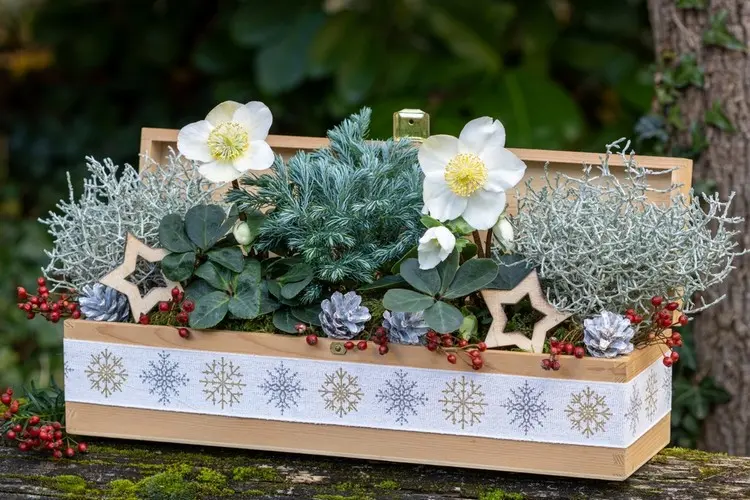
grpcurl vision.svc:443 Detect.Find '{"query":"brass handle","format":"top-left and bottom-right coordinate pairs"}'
top-left (393, 109), bottom-right (430, 141)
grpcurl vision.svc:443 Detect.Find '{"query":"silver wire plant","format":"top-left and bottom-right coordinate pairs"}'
top-left (40, 150), bottom-right (216, 292)
top-left (512, 138), bottom-right (746, 319)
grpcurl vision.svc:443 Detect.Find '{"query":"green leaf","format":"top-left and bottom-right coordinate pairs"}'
top-left (703, 10), bottom-right (747, 51)
top-left (159, 214), bottom-right (194, 253)
top-left (420, 216), bottom-right (442, 228)
top-left (445, 218), bottom-right (474, 235)
top-left (229, 276), bottom-right (261, 319)
top-left (458, 313), bottom-right (478, 340)
top-left (383, 289), bottom-right (436, 313)
top-left (390, 245), bottom-right (418, 274)
top-left (278, 262), bottom-right (313, 284)
top-left (207, 247), bottom-right (245, 273)
top-left (194, 261), bottom-right (234, 292)
top-left (459, 241), bottom-right (477, 261)
top-left (239, 259), bottom-right (262, 285)
top-left (281, 275), bottom-right (313, 299)
top-left (486, 254), bottom-right (534, 290)
top-left (676, 0), bottom-right (706, 8)
top-left (437, 249), bottom-right (460, 295)
top-left (443, 259), bottom-right (499, 299)
top-left (184, 279), bottom-right (214, 303)
top-left (705, 100), bottom-right (736, 132)
top-left (426, 7), bottom-right (499, 73)
top-left (399, 258), bottom-right (441, 296)
top-left (291, 304), bottom-right (322, 326)
top-left (673, 54), bottom-right (704, 88)
top-left (273, 308), bottom-right (299, 333)
top-left (160, 251), bottom-right (196, 282)
top-left (185, 205), bottom-right (228, 251)
top-left (357, 275), bottom-right (407, 292)
top-left (189, 291), bottom-right (230, 329)
top-left (423, 301), bottom-right (464, 334)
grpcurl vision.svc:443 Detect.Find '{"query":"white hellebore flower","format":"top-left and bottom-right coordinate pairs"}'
top-left (492, 217), bottom-right (514, 251)
top-left (418, 117), bottom-right (527, 230)
top-left (177, 100), bottom-right (274, 183)
top-left (232, 221), bottom-right (253, 245)
top-left (418, 226), bottom-right (456, 270)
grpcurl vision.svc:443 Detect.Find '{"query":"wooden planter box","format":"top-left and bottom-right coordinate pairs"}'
top-left (63, 128), bottom-right (692, 480)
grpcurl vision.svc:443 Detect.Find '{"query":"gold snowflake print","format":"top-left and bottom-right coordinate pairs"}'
top-left (565, 386), bottom-right (612, 438)
top-left (439, 375), bottom-right (487, 429)
top-left (85, 349), bottom-right (127, 397)
top-left (319, 368), bottom-right (363, 417)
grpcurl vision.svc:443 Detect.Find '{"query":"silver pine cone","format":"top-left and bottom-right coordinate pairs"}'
top-left (78, 283), bottom-right (130, 322)
top-left (583, 310), bottom-right (635, 358)
top-left (319, 291), bottom-right (371, 340)
top-left (382, 310), bottom-right (430, 345)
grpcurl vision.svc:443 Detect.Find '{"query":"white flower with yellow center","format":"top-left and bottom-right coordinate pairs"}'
top-left (417, 226), bottom-right (456, 270)
top-left (177, 100), bottom-right (274, 183)
top-left (418, 117), bottom-right (527, 230)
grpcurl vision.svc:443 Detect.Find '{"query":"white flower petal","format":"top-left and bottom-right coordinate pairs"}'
top-left (233, 140), bottom-right (274, 173)
top-left (433, 226), bottom-right (456, 253)
top-left (198, 160), bottom-right (241, 183)
top-left (459, 116), bottom-right (506, 155)
top-left (176, 120), bottom-right (213, 162)
top-left (205, 101), bottom-right (243, 126)
top-left (462, 190), bottom-right (506, 230)
top-left (481, 146), bottom-right (527, 192)
top-left (233, 101), bottom-right (273, 141)
top-left (418, 135), bottom-right (459, 176)
top-left (417, 241), bottom-right (442, 270)
top-left (423, 178), bottom-right (467, 221)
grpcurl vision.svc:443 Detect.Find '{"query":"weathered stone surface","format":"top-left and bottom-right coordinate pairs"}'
top-left (0, 442), bottom-right (748, 499)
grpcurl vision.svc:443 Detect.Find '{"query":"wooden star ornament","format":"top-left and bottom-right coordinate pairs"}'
top-left (480, 270), bottom-right (571, 353)
top-left (100, 233), bottom-right (182, 319)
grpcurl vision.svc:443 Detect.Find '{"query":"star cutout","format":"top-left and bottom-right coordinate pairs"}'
top-left (100, 233), bottom-right (182, 319)
top-left (481, 270), bottom-right (571, 353)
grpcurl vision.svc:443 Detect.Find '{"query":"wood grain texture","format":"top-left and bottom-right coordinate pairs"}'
top-left (481, 270), bottom-right (571, 352)
top-left (64, 319), bottom-right (663, 383)
top-left (65, 402), bottom-right (668, 481)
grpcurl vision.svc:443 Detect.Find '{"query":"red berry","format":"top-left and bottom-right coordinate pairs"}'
top-left (447, 354), bottom-right (457, 364)
top-left (659, 317), bottom-right (673, 328)
top-left (52, 422), bottom-right (61, 430)
top-left (666, 339), bottom-right (674, 348)
top-left (37, 277), bottom-right (46, 287)
top-left (426, 342), bottom-right (438, 352)
top-left (477, 341), bottom-right (487, 352)
top-left (30, 296), bottom-right (39, 305)
top-left (77, 442), bottom-right (88, 453)
top-left (72, 310), bottom-right (81, 319)
top-left (625, 308), bottom-right (636, 316)
top-left (375, 326), bottom-right (387, 336)
top-left (426, 331), bottom-right (437, 340)
top-left (305, 334), bottom-right (318, 346)
top-left (26, 312), bottom-right (35, 320)
top-left (295, 323), bottom-right (307, 333)
top-left (541, 359), bottom-right (552, 370)
top-left (9, 402), bottom-right (18, 414)
top-left (12, 424), bottom-right (21, 433)
top-left (574, 346), bottom-right (585, 359)
top-left (651, 296), bottom-right (663, 307)
top-left (671, 332), bottom-right (682, 342)
top-left (670, 351), bottom-right (680, 362)
top-left (550, 346), bottom-right (560, 356)
top-left (674, 339), bottom-right (683, 347)
top-left (18, 442), bottom-right (28, 452)
top-left (378, 345), bottom-right (389, 355)
top-left (6, 430), bottom-right (16, 440)
top-left (1, 393), bottom-right (10, 405)
top-left (5, 388), bottom-right (12, 396)
top-left (666, 302), bottom-right (679, 311)
top-left (51, 303), bottom-right (60, 312)
top-left (467, 349), bottom-right (479, 358)
top-left (472, 357), bottom-right (483, 370)
top-left (40, 302), bottom-right (49, 312)
top-left (633, 314), bottom-right (643, 324)
top-left (357, 340), bottom-right (367, 351)
top-left (23, 303), bottom-right (32, 312)
top-left (29, 416), bottom-right (40, 426)
top-left (178, 328), bottom-right (189, 339)
top-left (549, 337), bottom-right (560, 348)
top-left (54, 430), bottom-right (63, 440)
top-left (176, 312), bottom-right (189, 324)
top-left (663, 356), bottom-right (673, 367)
top-left (344, 341), bottom-right (355, 350)
top-left (171, 287), bottom-right (181, 299)
top-left (50, 311), bottom-right (61, 323)
top-left (158, 301), bottom-right (170, 312)
top-left (40, 292), bottom-right (49, 300)
top-left (182, 300), bottom-right (195, 313)
top-left (65, 447), bottom-right (75, 458)
top-left (458, 339), bottom-right (468, 348)
top-left (16, 287), bottom-right (27, 300)
top-left (625, 314), bottom-right (635, 323)
top-left (53, 450), bottom-right (63, 459)
top-left (678, 314), bottom-right (689, 326)
top-left (564, 343), bottom-right (574, 355)
top-left (551, 360), bottom-right (561, 371)
top-left (441, 337), bottom-right (453, 348)
top-left (38, 286), bottom-right (48, 295)
top-left (139, 313), bottom-right (150, 325)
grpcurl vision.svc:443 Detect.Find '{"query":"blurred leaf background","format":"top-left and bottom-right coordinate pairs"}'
top-left (0, 1), bottom-right (654, 393)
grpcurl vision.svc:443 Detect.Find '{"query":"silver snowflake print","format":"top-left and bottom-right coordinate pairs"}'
top-left (501, 381), bottom-right (551, 435)
top-left (140, 351), bottom-right (189, 405)
top-left (200, 357), bottom-right (246, 409)
top-left (319, 367), bottom-right (363, 417)
top-left (376, 370), bottom-right (427, 425)
top-left (439, 375), bottom-right (487, 429)
top-left (644, 370), bottom-right (659, 420)
top-left (624, 386), bottom-right (642, 436)
top-left (85, 348), bottom-right (127, 397)
top-left (259, 361), bottom-right (306, 415)
top-left (63, 361), bottom-right (74, 376)
top-left (565, 386), bottom-right (611, 438)
top-left (662, 364), bottom-right (673, 411)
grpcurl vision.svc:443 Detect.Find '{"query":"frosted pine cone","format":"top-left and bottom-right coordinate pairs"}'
top-left (583, 310), bottom-right (635, 358)
top-left (382, 311), bottom-right (429, 345)
top-left (78, 283), bottom-right (130, 322)
top-left (319, 291), bottom-right (371, 340)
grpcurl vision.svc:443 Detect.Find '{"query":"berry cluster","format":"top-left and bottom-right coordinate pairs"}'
top-left (139, 287), bottom-right (194, 339)
top-left (425, 331), bottom-right (487, 370)
top-left (372, 327), bottom-right (390, 355)
top-left (541, 337), bottom-right (585, 371)
top-left (16, 277), bottom-right (80, 323)
top-left (1, 388), bottom-right (87, 460)
top-left (302, 330), bottom-right (370, 353)
top-left (628, 295), bottom-right (686, 367)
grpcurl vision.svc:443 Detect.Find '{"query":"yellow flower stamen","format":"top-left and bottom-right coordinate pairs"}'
top-left (444, 153), bottom-right (488, 197)
top-left (207, 122), bottom-right (250, 161)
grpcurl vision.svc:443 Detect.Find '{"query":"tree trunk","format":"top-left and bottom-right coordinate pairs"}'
top-left (646, 0), bottom-right (750, 454)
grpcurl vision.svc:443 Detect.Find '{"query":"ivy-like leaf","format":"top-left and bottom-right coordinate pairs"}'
top-left (443, 259), bottom-right (499, 299)
top-left (705, 100), bottom-right (737, 132)
top-left (423, 301), bottom-right (464, 334)
top-left (673, 54), bottom-right (704, 89)
top-left (194, 261), bottom-right (234, 292)
top-left (273, 308), bottom-right (299, 333)
top-left (703, 10), bottom-right (747, 52)
top-left (278, 262), bottom-right (313, 284)
top-left (160, 251), bottom-right (196, 282)
top-left (486, 254), bottom-right (535, 290)
top-left (229, 277), bottom-right (261, 319)
top-left (291, 304), bottom-right (323, 326)
top-left (420, 215), bottom-right (442, 228)
top-left (189, 291), bottom-right (230, 329)
top-left (207, 247), bottom-right (245, 273)
top-left (184, 279), bottom-right (214, 303)
top-left (676, 0), bottom-right (706, 9)
top-left (390, 245), bottom-right (418, 274)
top-left (437, 248), bottom-right (460, 295)
top-left (159, 214), bottom-right (194, 253)
top-left (357, 274), bottom-right (406, 292)
top-left (185, 204), bottom-right (228, 251)
top-left (383, 289), bottom-right (436, 312)
top-left (399, 258), bottom-right (441, 296)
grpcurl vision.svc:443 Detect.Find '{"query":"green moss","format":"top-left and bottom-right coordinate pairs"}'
top-left (107, 479), bottom-right (138, 499)
top-left (660, 447), bottom-right (725, 462)
top-left (313, 495), bottom-right (374, 500)
top-left (243, 490), bottom-right (265, 496)
top-left (374, 479), bottom-right (399, 490)
top-left (699, 466), bottom-right (723, 479)
top-left (196, 467), bottom-right (228, 487)
top-left (479, 489), bottom-right (526, 500)
top-left (41, 475), bottom-right (90, 496)
top-left (232, 465), bottom-right (282, 482)
top-left (132, 464), bottom-right (234, 499)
